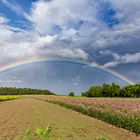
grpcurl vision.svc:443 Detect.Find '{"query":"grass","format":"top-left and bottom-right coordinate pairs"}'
top-left (35, 125), bottom-right (51, 140)
top-left (22, 126), bottom-right (51, 140)
top-left (95, 137), bottom-right (107, 140)
top-left (24, 126), bottom-right (107, 140)
top-left (22, 129), bottom-right (31, 140)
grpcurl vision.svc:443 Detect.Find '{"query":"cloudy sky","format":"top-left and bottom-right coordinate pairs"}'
top-left (0, 0), bottom-right (140, 84)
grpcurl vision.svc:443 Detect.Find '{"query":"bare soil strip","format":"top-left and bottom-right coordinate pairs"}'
top-left (0, 97), bottom-right (139, 140)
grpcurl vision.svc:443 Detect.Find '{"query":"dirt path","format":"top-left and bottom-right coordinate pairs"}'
top-left (0, 97), bottom-right (139, 140)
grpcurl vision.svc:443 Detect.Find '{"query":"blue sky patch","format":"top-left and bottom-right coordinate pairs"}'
top-left (97, 0), bottom-right (119, 27)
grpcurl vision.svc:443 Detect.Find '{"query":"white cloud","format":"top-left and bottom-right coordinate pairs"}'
top-left (0, 16), bottom-right (89, 65)
top-left (36, 47), bottom-right (89, 61)
top-left (91, 0), bottom-right (140, 49)
top-left (29, 0), bottom-right (98, 33)
top-left (103, 51), bottom-right (140, 67)
top-left (120, 53), bottom-right (140, 63)
top-left (0, 0), bottom-right (140, 68)
top-left (92, 17), bottom-right (140, 49)
top-left (29, 0), bottom-right (140, 55)
top-left (0, 16), bottom-right (8, 24)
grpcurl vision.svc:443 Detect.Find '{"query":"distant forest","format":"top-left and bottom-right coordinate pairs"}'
top-left (0, 83), bottom-right (140, 97)
top-left (82, 83), bottom-right (140, 98)
top-left (0, 87), bottom-right (55, 95)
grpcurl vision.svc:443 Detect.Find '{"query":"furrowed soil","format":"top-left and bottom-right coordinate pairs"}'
top-left (0, 97), bottom-right (139, 140)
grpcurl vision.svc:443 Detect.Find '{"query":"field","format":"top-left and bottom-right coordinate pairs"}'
top-left (35, 96), bottom-right (140, 134)
top-left (0, 95), bottom-right (21, 102)
top-left (0, 96), bottom-right (139, 140)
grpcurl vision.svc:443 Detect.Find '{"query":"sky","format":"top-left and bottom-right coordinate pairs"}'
top-left (0, 0), bottom-right (140, 89)
top-left (0, 61), bottom-right (129, 94)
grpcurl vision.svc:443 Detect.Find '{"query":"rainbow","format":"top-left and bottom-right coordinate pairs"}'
top-left (0, 58), bottom-right (135, 85)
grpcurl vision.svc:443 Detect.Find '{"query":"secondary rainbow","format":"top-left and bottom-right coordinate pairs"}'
top-left (0, 58), bottom-right (135, 85)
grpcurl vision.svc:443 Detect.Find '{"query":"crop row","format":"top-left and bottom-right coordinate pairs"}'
top-left (36, 96), bottom-right (140, 134)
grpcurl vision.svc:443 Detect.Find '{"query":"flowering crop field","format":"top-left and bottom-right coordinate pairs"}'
top-left (0, 95), bottom-right (21, 101)
top-left (36, 96), bottom-right (140, 134)
top-left (0, 97), bottom-right (139, 140)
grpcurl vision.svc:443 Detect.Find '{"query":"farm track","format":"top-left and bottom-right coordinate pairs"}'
top-left (0, 97), bottom-right (139, 140)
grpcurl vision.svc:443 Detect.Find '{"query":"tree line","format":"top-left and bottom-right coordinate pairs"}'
top-left (82, 83), bottom-right (140, 97)
top-left (0, 87), bottom-right (55, 95)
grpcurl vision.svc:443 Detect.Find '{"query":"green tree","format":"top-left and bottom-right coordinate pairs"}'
top-left (110, 83), bottom-right (120, 97)
top-left (69, 92), bottom-right (75, 96)
top-left (87, 86), bottom-right (102, 97)
top-left (102, 84), bottom-right (111, 97)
